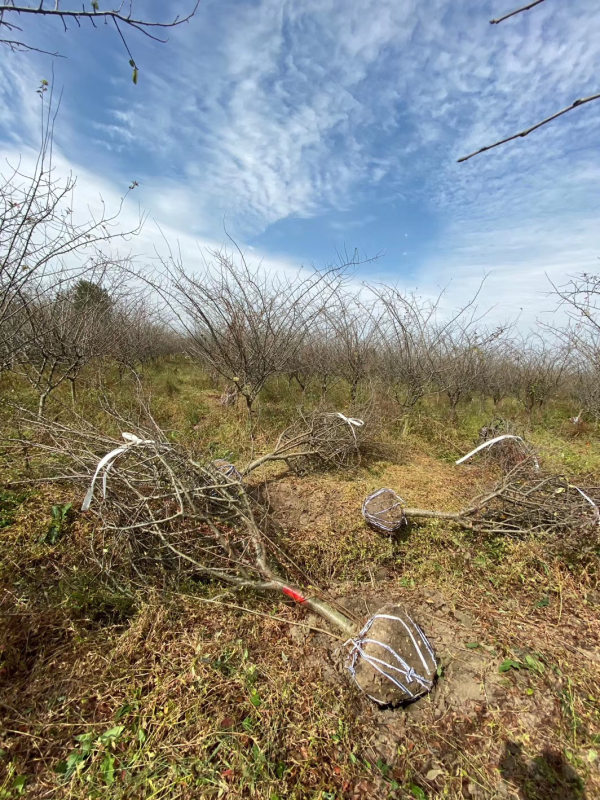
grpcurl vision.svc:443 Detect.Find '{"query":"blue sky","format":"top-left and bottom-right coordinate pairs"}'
top-left (1, 0), bottom-right (599, 324)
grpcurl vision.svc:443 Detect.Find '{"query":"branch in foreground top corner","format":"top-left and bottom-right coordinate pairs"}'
top-left (457, 93), bottom-right (600, 163)
top-left (0, 3), bottom-right (200, 42)
top-left (490, 0), bottom-right (547, 25)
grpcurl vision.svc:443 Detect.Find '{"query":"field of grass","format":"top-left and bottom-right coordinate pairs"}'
top-left (1, 360), bottom-right (599, 799)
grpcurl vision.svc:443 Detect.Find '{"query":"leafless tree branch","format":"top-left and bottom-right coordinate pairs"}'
top-left (0, 1), bottom-right (199, 75)
top-left (490, 0), bottom-right (547, 25)
top-left (458, 93), bottom-right (600, 162)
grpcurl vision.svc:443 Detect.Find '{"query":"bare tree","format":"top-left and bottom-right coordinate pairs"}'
top-left (157, 248), bottom-right (344, 414)
top-left (514, 334), bottom-right (568, 417)
top-left (476, 341), bottom-right (521, 407)
top-left (373, 286), bottom-right (440, 412)
top-left (0, 91), bottom-right (142, 371)
top-left (327, 291), bottom-right (382, 404)
top-left (549, 273), bottom-right (600, 419)
top-left (0, 2), bottom-right (199, 81)
top-left (14, 266), bottom-right (128, 416)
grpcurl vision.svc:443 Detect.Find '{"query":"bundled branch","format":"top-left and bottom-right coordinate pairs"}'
top-left (244, 409), bottom-right (371, 475)
top-left (13, 407), bottom-right (437, 705)
top-left (13, 407), bottom-right (374, 627)
top-left (399, 461), bottom-right (600, 541)
top-left (15, 412), bottom-right (356, 634)
top-left (457, 431), bottom-right (540, 472)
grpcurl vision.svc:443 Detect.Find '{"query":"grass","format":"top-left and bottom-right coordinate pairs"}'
top-left (0, 361), bottom-right (599, 798)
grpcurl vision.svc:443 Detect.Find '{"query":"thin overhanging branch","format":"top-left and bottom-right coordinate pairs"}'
top-left (457, 93), bottom-right (600, 163)
top-left (0, 2), bottom-right (200, 71)
top-left (0, 4), bottom-right (199, 34)
top-left (490, 0), bottom-right (547, 25)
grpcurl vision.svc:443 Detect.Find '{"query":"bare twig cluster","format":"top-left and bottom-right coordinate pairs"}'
top-left (12, 407), bottom-right (379, 633)
top-left (402, 460), bottom-right (600, 548)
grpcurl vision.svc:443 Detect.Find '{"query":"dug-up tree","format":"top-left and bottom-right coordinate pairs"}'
top-left (159, 249), bottom-right (345, 413)
top-left (19, 406), bottom-right (438, 707)
top-left (365, 460), bottom-right (599, 564)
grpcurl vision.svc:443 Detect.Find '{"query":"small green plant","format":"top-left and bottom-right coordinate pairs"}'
top-left (55, 725), bottom-right (125, 783)
top-left (0, 763), bottom-right (27, 798)
top-left (499, 653), bottom-right (545, 675)
top-left (42, 503), bottom-right (72, 544)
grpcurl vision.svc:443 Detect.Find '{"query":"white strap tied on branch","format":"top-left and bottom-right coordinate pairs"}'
top-left (81, 432), bottom-right (156, 511)
top-left (334, 412), bottom-right (364, 441)
top-left (568, 484), bottom-right (600, 526)
top-left (455, 434), bottom-right (540, 471)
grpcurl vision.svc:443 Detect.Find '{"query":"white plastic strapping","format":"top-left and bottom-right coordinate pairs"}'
top-left (346, 613), bottom-right (437, 705)
top-left (568, 484), bottom-right (600, 526)
top-left (332, 412), bottom-right (364, 442)
top-left (81, 432), bottom-right (157, 511)
top-left (456, 434), bottom-right (540, 471)
top-left (211, 459), bottom-right (243, 483)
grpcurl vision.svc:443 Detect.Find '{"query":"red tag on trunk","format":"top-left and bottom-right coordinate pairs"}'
top-left (281, 586), bottom-right (307, 604)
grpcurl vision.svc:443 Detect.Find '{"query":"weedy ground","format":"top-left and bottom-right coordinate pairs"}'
top-left (0, 361), bottom-right (599, 799)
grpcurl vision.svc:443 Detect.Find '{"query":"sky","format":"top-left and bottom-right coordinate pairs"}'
top-left (1, 0), bottom-right (599, 327)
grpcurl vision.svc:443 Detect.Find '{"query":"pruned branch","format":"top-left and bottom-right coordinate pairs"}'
top-left (490, 0), bottom-right (547, 25)
top-left (457, 93), bottom-right (600, 162)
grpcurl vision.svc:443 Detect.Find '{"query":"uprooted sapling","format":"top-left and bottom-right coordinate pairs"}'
top-left (371, 460), bottom-right (599, 545)
top-left (15, 409), bottom-right (437, 706)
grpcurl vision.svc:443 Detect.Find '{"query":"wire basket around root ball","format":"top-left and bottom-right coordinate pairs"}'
top-left (362, 488), bottom-right (406, 533)
top-left (346, 604), bottom-right (437, 705)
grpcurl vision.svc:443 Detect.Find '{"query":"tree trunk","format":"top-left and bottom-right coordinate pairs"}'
top-left (37, 390), bottom-right (49, 420)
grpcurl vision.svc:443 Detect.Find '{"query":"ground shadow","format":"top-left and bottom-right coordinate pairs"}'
top-left (499, 741), bottom-right (586, 800)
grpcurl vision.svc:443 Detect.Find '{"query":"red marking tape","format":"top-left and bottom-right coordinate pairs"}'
top-left (281, 586), bottom-right (307, 604)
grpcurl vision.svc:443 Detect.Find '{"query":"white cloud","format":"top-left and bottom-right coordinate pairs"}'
top-left (1, 0), bottom-right (599, 328)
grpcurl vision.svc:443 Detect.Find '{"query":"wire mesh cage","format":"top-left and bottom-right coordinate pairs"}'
top-left (346, 605), bottom-right (437, 706)
top-left (362, 488), bottom-right (407, 533)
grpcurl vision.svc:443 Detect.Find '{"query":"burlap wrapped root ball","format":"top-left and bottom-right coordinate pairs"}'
top-left (362, 488), bottom-right (406, 533)
top-left (347, 605), bottom-right (437, 705)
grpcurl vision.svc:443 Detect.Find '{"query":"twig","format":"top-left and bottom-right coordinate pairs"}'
top-left (458, 93), bottom-right (600, 162)
top-left (490, 0), bottom-right (547, 25)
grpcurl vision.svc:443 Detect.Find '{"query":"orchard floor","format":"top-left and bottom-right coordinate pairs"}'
top-left (1, 371), bottom-right (599, 799)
